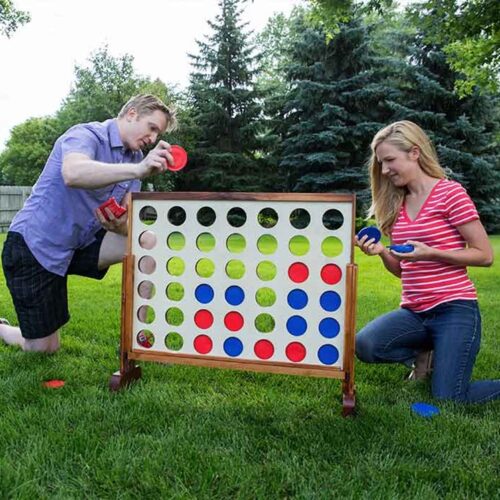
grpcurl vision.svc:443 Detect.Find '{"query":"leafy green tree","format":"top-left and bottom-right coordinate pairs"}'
top-left (0, 117), bottom-right (59, 185)
top-left (390, 30), bottom-right (500, 232)
top-left (407, 0), bottom-right (500, 96)
top-left (1, 46), bottom-right (185, 192)
top-left (0, 0), bottom-right (30, 37)
top-left (308, 0), bottom-right (393, 35)
top-left (181, 0), bottom-right (272, 191)
top-left (56, 46), bottom-right (150, 131)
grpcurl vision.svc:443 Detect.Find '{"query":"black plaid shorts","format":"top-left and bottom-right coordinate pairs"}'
top-left (2, 230), bottom-right (109, 339)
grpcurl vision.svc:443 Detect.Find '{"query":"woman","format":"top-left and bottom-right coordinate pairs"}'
top-left (355, 120), bottom-right (499, 403)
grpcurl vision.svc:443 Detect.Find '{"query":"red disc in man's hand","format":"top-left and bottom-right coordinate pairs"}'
top-left (98, 197), bottom-right (127, 220)
top-left (168, 145), bottom-right (188, 171)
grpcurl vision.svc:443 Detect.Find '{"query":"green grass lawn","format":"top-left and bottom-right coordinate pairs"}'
top-left (1, 234), bottom-right (499, 498)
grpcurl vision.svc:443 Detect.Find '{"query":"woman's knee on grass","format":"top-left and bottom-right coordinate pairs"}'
top-left (355, 330), bottom-right (378, 363)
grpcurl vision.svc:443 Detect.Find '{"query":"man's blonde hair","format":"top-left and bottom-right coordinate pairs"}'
top-left (368, 120), bottom-right (446, 235)
top-left (118, 94), bottom-right (177, 132)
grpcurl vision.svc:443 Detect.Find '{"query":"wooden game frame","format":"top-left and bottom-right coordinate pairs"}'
top-left (110, 192), bottom-right (358, 416)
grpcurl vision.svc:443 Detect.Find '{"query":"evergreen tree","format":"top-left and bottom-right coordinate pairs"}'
top-left (180, 0), bottom-right (270, 192)
top-left (279, 15), bottom-right (400, 212)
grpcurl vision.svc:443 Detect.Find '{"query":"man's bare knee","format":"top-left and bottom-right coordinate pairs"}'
top-left (23, 332), bottom-right (60, 354)
top-left (98, 232), bottom-right (127, 270)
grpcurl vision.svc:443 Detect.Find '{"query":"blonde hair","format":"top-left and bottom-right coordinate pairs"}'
top-left (368, 120), bottom-right (446, 235)
top-left (118, 94), bottom-right (177, 132)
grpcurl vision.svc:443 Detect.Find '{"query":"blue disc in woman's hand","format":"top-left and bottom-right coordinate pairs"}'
top-left (357, 226), bottom-right (381, 243)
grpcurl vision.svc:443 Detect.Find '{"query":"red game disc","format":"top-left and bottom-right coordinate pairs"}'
top-left (168, 145), bottom-right (188, 171)
top-left (43, 379), bottom-right (65, 389)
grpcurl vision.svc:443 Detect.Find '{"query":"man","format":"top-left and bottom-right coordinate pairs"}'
top-left (1, 94), bottom-right (177, 353)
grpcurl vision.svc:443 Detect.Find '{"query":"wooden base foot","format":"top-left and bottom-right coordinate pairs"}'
top-left (109, 365), bottom-right (142, 391)
top-left (342, 391), bottom-right (356, 417)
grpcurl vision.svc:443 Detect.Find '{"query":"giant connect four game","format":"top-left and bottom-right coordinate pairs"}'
top-left (110, 192), bottom-right (358, 415)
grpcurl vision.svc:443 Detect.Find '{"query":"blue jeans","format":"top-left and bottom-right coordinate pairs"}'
top-left (356, 300), bottom-right (500, 403)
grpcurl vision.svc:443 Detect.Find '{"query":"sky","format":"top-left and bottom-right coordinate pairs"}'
top-left (0, 0), bottom-right (305, 149)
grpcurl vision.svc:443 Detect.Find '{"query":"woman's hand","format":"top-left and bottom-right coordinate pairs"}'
top-left (355, 235), bottom-right (386, 256)
top-left (389, 240), bottom-right (436, 261)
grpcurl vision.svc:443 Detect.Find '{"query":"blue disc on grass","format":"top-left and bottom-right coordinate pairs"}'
top-left (411, 402), bottom-right (440, 418)
top-left (195, 284), bottom-right (214, 304)
top-left (357, 226), bottom-right (381, 243)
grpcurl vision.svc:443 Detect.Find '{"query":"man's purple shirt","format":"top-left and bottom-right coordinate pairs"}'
top-left (10, 119), bottom-right (142, 276)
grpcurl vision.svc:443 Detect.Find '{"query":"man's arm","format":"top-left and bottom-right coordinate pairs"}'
top-left (62, 141), bottom-right (173, 189)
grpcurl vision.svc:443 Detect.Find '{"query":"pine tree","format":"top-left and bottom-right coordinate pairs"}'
top-left (279, 15), bottom-right (400, 212)
top-left (180, 0), bottom-right (271, 192)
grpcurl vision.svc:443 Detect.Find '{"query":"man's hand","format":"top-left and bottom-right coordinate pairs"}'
top-left (136, 140), bottom-right (174, 178)
top-left (95, 207), bottom-right (128, 236)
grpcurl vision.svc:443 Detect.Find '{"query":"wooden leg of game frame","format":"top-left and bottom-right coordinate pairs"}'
top-left (110, 252), bottom-right (141, 391)
top-left (342, 379), bottom-right (356, 417)
top-left (109, 359), bottom-right (142, 391)
top-left (342, 263), bottom-right (358, 417)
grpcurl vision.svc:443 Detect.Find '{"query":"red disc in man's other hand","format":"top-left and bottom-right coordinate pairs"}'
top-left (168, 145), bottom-right (188, 171)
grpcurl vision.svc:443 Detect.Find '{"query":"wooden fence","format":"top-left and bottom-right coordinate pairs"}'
top-left (0, 186), bottom-right (32, 232)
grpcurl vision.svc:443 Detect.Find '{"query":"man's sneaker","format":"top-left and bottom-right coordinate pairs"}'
top-left (407, 350), bottom-right (434, 381)
top-left (0, 318), bottom-right (10, 326)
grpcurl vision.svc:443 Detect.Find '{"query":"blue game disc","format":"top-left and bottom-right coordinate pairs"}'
top-left (319, 291), bottom-right (341, 312)
top-left (195, 284), bottom-right (214, 304)
top-left (225, 285), bottom-right (245, 306)
top-left (357, 226), bottom-right (381, 243)
top-left (287, 289), bottom-right (308, 310)
top-left (388, 244), bottom-right (415, 253)
top-left (286, 315), bottom-right (308, 336)
top-left (411, 402), bottom-right (440, 418)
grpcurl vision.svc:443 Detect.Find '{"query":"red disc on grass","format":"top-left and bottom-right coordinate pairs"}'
top-left (168, 145), bottom-right (188, 171)
top-left (43, 379), bottom-right (65, 389)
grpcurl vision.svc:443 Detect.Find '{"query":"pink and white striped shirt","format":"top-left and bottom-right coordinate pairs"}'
top-left (391, 179), bottom-right (479, 312)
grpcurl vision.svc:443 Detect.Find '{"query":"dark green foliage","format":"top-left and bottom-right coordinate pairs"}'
top-left (390, 30), bottom-right (500, 232)
top-left (407, 0), bottom-right (500, 96)
top-left (280, 16), bottom-right (398, 212)
top-left (180, 0), bottom-right (282, 192)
